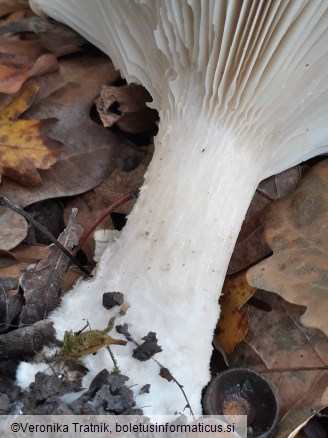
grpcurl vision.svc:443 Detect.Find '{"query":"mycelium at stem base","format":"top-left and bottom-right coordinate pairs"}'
top-left (46, 101), bottom-right (262, 415)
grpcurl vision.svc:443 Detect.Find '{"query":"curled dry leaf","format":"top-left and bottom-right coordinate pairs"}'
top-left (215, 270), bottom-right (256, 355)
top-left (0, 82), bottom-right (61, 186)
top-left (257, 165), bottom-right (302, 200)
top-left (247, 160), bottom-right (328, 336)
top-left (96, 83), bottom-right (158, 133)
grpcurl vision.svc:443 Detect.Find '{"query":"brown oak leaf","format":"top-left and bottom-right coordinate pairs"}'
top-left (247, 160), bottom-right (328, 336)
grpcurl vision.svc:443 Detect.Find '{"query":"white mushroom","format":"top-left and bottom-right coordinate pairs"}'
top-left (29, 0), bottom-right (328, 414)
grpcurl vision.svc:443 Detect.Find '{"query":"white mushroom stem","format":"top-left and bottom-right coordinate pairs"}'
top-left (50, 97), bottom-right (261, 414)
top-left (28, 0), bottom-right (328, 415)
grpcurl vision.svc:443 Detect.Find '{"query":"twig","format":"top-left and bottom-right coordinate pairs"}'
top-left (73, 189), bottom-right (140, 255)
top-left (0, 196), bottom-right (90, 276)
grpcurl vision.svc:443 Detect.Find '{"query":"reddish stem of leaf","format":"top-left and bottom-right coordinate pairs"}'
top-left (73, 190), bottom-right (140, 256)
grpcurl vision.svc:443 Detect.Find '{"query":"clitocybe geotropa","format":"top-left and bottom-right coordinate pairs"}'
top-left (23, 0), bottom-right (328, 414)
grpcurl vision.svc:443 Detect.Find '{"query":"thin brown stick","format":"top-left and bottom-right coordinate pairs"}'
top-left (73, 189), bottom-right (140, 255)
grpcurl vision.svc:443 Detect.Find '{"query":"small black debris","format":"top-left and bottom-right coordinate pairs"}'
top-left (116, 323), bottom-right (133, 342)
top-left (103, 291), bottom-right (124, 309)
top-left (133, 332), bottom-right (162, 361)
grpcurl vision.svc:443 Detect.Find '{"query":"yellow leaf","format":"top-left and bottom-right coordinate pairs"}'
top-left (215, 270), bottom-right (256, 354)
top-left (0, 83), bottom-right (61, 186)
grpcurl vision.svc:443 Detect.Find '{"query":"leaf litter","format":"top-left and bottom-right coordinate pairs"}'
top-left (0, 53), bottom-right (134, 207)
top-left (247, 160), bottom-right (328, 336)
top-left (0, 3), bottom-right (326, 430)
top-left (228, 289), bottom-right (328, 437)
top-left (19, 208), bottom-right (83, 325)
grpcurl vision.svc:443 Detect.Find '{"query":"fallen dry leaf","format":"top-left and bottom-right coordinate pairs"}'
top-left (96, 83), bottom-right (158, 133)
top-left (0, 9), bottom-right (47, 36)
top-left (0, 53), bottom-right (134, 206)
top-left (0, 277), bottom-right (17, 291)
top-left (228, 166), bottom-right (301, 275)
top-left (258, 165), bottom-right (301, 200)
top-left (0, 38), bottom-right (58, 94)
top-left (0, 0), bottom-right (29, 17)
top-left (2, 11), bottom-right (84, 53)
top-left (0, 249), bottom-right (17, 268)
top-left (83, 144), bottom-right (154, 216)
top-left (11, 242), bottom-right (49, 262)
top-left (232, 291), bottom-right (328, 373)
top-left (0, 282), bottom-right (23, 334)
top-left (0, 244), bottom-right (49, 288)
top-left (1, 8), bottom-right (85, 55)
top-left (292, 406), bottom-right (328, 438)
top-left (19, 209), bottom-right (82, 325)
top-left (37, 19), bottom-right (85, 57)
top-left (0, 82), bottom-right (61, 185)
top-left (0, 206), bottom-right (27, 250)
top-left (229, 290), bottom-right (328, 436)
top-left (227, 192), bottom-right (271, 275)
top-left (215, 270), bottom-right (256, 354)
top-left (276, 372), bottom-right (328, 438)
top-left (247, 160), bottom-right (328, 336)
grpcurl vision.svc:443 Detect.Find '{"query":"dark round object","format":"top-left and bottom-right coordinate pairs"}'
top-left (203, 368), bottom-right (279, 438)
